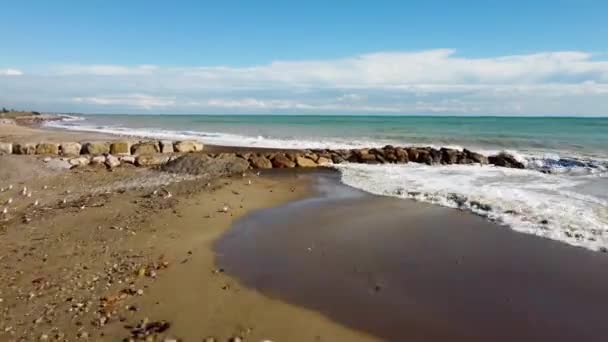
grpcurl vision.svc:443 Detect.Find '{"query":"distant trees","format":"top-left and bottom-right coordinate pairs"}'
top-left (1, 107), bottom-right (8, 113)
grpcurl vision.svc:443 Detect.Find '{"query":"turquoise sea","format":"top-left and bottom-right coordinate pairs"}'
top-left (48, 114), bottom-right (608, 252)
top-left (53, 115), bottom-right (608, 160)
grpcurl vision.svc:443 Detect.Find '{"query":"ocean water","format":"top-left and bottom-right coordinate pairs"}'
top-left (48, 115), bottom-right (608, 251)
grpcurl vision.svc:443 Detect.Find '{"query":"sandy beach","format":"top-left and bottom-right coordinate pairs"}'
top-left (0, 123), bottom-right (373, 341)
top-left (2, 122), bottom-right (608, 341)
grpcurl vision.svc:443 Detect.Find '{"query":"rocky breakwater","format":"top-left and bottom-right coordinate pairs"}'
top-left (0, 138), bottom-right (528, 171)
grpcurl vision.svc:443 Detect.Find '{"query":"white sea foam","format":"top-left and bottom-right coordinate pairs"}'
top-left (334, 163), bottom-right (608, 252)
top-left (44, 120), bottom-right (397, 150)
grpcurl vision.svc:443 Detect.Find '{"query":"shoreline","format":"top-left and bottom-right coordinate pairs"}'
top-left (217, 172), bottom-right (608, 341)
top-left (1, 115), bottom-right (607, 340)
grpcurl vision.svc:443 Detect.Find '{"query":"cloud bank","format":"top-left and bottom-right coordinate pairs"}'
top-left (0, 69), bottom-right (23, 76)
top-left (1, 49), bottom-right (608, 115)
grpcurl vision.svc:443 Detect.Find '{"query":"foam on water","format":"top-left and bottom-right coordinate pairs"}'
top-left (335, 163), bottom-right (608, 252)
top-left (45, 120), bottom-right (396, 149)
top-left (47, 116), bottom-right (608, 251)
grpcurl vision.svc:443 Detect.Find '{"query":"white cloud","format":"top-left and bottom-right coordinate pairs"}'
top-left (1, 49), bottom-right (608, 115)
top-left (55, 64), bottom-right (159, 76)
top-left (204, 98), bottom-right (400, 112)
top-left (0, 68), bottom-right (23, 76)
top-left (73, 94), bottom-right (175, 109)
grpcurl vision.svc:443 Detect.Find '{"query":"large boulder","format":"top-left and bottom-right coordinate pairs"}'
top-left (317, 156), bottom-right (333, 165)
top-left (249, 154), bottom-right (273, 169)
top-left (272, 154), bottom-right (296, 168)
top-left (174, 140), bottom-right (204, 153)
top-left (60, 142), bottom-right (82, 156)
top-left (13, 143), bottom-right (37, 155)
top-left (440, 148), bottom-right (460, 164)
top-left (394, 148), bottom-right (409, 163)
top-left (331, 153), bottom-right (347, 164)
top-left (110, 141), bottom-right (132, 155)
top-left (295, 155), bottom-right (318, 167)
top-left (406, 148), bottom-right (420, 162)
top-left (462, 149), bottom-right (488, 164)
top-left (82, 142), bottom-right (110, 155)
top-left (161, 153), bottom-right (249, 176)
top-left (488, 152), bottom-right (526, 169)
top-left (429, 148), bottom-right (442, 164)
top-left (131, 142), bottom-right (159, 155)
top-left (356, 150), bottom-right (378, 164)
top-left (159, 140), bottom-right (174, 153)
top-left (36, 142), bottom-right (59, 155)
top-left (416, 150), bottom-right (434, 165)
top-left (0, 142), bottom-right (12, 155)
top-left (136, 154), bottom-right (170, 167)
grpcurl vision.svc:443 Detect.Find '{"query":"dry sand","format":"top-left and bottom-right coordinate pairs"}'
top-left (0, 151), bottom-right (371, 341)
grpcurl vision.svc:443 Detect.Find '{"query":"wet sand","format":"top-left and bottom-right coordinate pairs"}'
top-left (216, 172), bottom-right (608, 342)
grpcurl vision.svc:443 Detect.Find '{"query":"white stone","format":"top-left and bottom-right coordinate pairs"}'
top-left (174, 140), bottom-right (204, 153)
top-left (119, 156), bottom-right (136, 164)
top-left (60, 142), bottom-right (82, 156)
top-left (69, 156), bottom-right (90, 167)
top-left (105, 155), bottom-right (120, 168)
top-left (91, 155), bottom-right (106, 164)
top-left (0, 142), bottom-right (12, 154)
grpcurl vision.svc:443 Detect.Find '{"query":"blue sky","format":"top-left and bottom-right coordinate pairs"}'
top-left (1, 0), bottom-right (608, 115)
